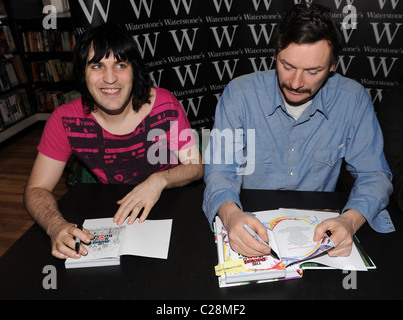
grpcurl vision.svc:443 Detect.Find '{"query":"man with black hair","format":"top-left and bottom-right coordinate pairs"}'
top-left (203, 4), bottom-right (394, 257)
top-left (24, 23), bottom-right (203, 260)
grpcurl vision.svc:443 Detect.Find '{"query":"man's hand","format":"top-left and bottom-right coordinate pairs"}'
top-left (113, 145), bottom-right (203, 225)
top-left (114, 174), bottom-right (167, 225)
top-left (218, 202), bottom-right (272, 257)
top-left (314, 209), bottom-right (366, 257)
top-left (48, 219), bottom-right (94, 259)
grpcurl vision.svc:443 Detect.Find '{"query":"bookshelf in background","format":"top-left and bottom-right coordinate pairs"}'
top-left (16, 6), bottom-right (80, 112)
top-left (0, 0), bottom-right (34, 136)
top-left (0, 0), bottom-right (80, 143)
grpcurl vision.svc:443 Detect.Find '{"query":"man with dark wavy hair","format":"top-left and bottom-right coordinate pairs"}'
top-left (24, 23), bottom-right (203, 260)
top-left (203, 4), bottom-right (394, 257)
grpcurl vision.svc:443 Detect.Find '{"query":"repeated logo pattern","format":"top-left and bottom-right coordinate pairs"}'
top-left (70, 0), bottom-right (403, 129)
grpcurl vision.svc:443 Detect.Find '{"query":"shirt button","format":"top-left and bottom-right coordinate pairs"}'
top-left (290, 171), bottom-right (294, 176)
top-left (291, 148), bottom-right (295, 152)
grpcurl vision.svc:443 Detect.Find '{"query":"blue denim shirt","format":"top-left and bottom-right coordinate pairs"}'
top-left (203, 70), bottom-right (395, 233)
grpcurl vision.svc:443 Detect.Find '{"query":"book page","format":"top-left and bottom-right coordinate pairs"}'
top-left (83, 218), bottom-right (126, 258)
top-left (305, 245), bottom-right (368, 271)
top-left (84, 226), bottom-right (126, 259)
top-left (220, 222), bottom-right (284, 273)
top-left (118, 219), bottom-right (173, 259)
top-left (66, 218), bottom-right (126, 265)
top-left (254, 209), bottom-right (337, 266)
top-left (214, 216), bottom-right (285, 281)
top-left (66, 218), bottom-right (173, 268)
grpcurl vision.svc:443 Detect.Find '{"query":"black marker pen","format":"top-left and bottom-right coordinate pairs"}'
top-left (75, 224), bottom-right (83, 253)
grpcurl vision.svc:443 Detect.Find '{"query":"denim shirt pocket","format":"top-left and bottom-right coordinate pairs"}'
top-left (244, 150), bottom-right (272, 187)
top-left (313, 144), bottom-right (347, 187)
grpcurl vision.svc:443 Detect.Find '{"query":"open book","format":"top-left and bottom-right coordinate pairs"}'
top-left (214, 208), bottom-right (373, 287)
top-left (65, 218), bottom-right (173, 269)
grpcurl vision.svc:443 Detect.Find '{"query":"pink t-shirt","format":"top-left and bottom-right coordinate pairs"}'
top-left (38, 87), bottom-right (196, 185)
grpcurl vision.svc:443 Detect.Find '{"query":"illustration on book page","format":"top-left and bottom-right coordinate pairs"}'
top-left (84, 226), bottom-right (126, 259)
top-left (263, 215), bottom-right (334, 266)
top-left (221, 226), bottom-right (285, 274)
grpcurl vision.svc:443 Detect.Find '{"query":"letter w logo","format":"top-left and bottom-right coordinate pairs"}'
top-left (210, 26), bottom-right (238, 48)
top-left (367, 56), bottom-right (399, 77)
top-left (370, 23), bottom-right (403, 45)
top-left (133, 33), bottom-right (160, 58)
top-left (129, 0), bottom-right (154, 18)
top-left (248, 24), bottom-right (276, 45)
top-left (172, 64), bottom-right (202, 86)
top-left (181, 96), bottom-right (203, 117)
top-left (252, 0), bottom-right (272, 10)
top-left (170, 0), bottom-right (193, 15)
top-left (378, 0), bottom-right (400, 9)
top-left (212, 59), bottom-right (239, 81)
top-left (169, 28), bottom-right (199, 52)
top-left (335, 55), bottom-right (355, 75)
top-left (78, 0), bottom-right (111, 23)
top-left (212, 0), bottom-right (234, 12)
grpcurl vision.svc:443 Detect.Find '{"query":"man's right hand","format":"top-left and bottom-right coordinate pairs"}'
top-left (218, 201), bottom-right (272, 257)
top-left (47, 220), bottom-right (94, 259)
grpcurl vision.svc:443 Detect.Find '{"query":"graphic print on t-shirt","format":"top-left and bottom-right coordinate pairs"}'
top-left (63, 106), bottom-right (180, 184)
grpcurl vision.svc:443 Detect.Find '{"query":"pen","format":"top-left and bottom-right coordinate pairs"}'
top-left (75, 224), bottom-right (83, 253)
top-left (243, 224), bottom-right (280, 260)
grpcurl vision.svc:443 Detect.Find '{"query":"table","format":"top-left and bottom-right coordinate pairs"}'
top-left (1, 184), bottom-right (402, 301)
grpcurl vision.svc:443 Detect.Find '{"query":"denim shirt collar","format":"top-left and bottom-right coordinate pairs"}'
top-left (268, 71), bottom-right (330, 120)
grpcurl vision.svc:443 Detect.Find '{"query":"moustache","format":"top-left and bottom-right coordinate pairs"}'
top-left (282, 83), bottom-right (311, 95)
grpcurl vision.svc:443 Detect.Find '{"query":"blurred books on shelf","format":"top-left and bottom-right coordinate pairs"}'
top-left (0, 25), bottom-right (16, 54)
top-left (0, 87), bottom-right (80, 131)
top-left (31, 59), bottom-right (73, 82)
top-left (0, 0), bottom-right (8, 19)
top-left (0, 55), bottom-right (28, 91)
top-left (0, 88), bottom-right (31, 131)
top-left (21, 30), bottom-right (75, 52)
top-left (34, 89), bottom-right (80, 112)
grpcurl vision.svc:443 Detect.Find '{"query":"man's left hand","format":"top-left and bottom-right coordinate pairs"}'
top-left (314, 209), bottom-right (366, 257)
